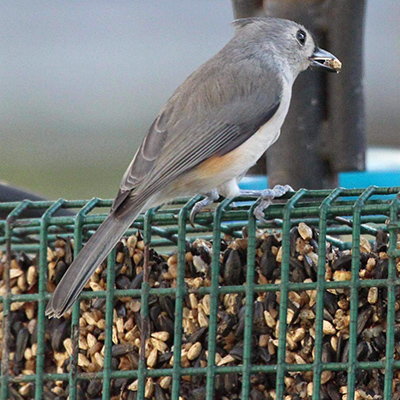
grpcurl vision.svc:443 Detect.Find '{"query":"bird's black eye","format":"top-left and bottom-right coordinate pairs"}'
top-left (296, 29), bottom-right (306, 46)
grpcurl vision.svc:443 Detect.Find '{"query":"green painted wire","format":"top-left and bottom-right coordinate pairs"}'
top-left (102, 249), bottom-right (117, 399)
top-left (275, 189), bottom-right (308, 400)
top-left (2, 277), bottom-right (399, 304)
top-left (347, 186), bottom-right (376, 400)
top-left (240, 197), bottom-right (258, 398)
top-left (137, 208), bottom-right (156, 400)
top-left (36, 199), bottom-right (66, 399)
top-left (0, 201), bottom-right (31, 400)
top-left (1, 187), bottom-right (400, 399)
top-left (170, 197), bottom-right (200, 400)
top-left (206, 198), bottom-right (231, 400)
top-left (8, 358), bottom-right (400, 384)
top-left (383, 193), bottom-right (400, 399)
top-left (70, 198), bottom-right (100, 400)
top-left (312, 188), bottom-right (343, 400)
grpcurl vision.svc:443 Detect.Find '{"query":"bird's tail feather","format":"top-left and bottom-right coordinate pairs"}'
top-left (45, 208), bottom-right (142, 318)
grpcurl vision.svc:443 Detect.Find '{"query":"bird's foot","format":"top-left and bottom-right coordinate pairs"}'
top-left (189, 189), bottom-right (219, 227)
top-left (239, 184), bottom-right (294, 224)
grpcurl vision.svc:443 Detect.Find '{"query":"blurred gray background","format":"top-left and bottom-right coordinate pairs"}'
top-left (1, 0), bottom-right (399, 200)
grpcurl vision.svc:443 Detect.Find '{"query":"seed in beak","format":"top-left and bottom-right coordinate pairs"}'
top-left (324, 58), bottom-right (342, 71)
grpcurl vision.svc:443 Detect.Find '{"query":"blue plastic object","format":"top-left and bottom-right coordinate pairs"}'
top-left (240, 170), bottom-right (400, 191)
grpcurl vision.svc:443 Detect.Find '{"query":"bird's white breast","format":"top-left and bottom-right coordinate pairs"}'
top-left (220, 77), bottom-right (292, 178)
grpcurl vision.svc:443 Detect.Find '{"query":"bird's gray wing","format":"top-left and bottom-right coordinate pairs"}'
top-left (111, 110), bottom-right (169, 211)
top-left (113, 83), bottom-right (282, 216)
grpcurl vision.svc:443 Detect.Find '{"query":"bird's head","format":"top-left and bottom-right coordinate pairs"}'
top-left (233, 17), bottom-right (341, 80)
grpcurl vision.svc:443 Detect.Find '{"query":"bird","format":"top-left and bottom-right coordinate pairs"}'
top-left (46, 17), bottom-right (341, 318)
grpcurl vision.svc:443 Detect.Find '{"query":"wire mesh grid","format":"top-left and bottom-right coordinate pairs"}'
top-left (0, 186), bottom-right (400, 400)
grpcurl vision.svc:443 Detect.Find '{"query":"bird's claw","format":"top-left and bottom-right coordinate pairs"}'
top-left (253, 184), bottom-right (293, 224)
top-left (189, 200), bottom-right (206, 227)
top-left (189, 190), bottom-right (219, 227)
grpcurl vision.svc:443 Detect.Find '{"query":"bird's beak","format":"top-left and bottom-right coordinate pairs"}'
top-left (309, 47), bottom-right (342, 73)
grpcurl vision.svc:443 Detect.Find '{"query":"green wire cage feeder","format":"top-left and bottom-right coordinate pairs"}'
top-left (1, 186), bottom-right (400, 400)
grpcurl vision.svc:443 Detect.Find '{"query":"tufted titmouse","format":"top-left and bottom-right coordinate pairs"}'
top-left (46, 17), bottom-right (341, 318)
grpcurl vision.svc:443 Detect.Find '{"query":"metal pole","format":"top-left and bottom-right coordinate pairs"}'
top-left (327, 0), bottom-right (366, 173)
top-left (231, 0), bottom-right (264, 19)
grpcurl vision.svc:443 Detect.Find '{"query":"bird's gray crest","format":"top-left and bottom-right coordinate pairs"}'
top-left (232, 17), bottom-right (264, 29)
top-left (232, 16), bottom-right (291, 31)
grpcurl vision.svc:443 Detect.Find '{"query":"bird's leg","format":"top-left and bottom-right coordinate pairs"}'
top-left (190, 189), bottom-right (219, 226)
top-left (239, 184), bottom-right (294, 224)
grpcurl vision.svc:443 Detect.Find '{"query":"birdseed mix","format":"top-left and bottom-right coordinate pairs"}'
top-left (1, 223), bottom-right (400, 400)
